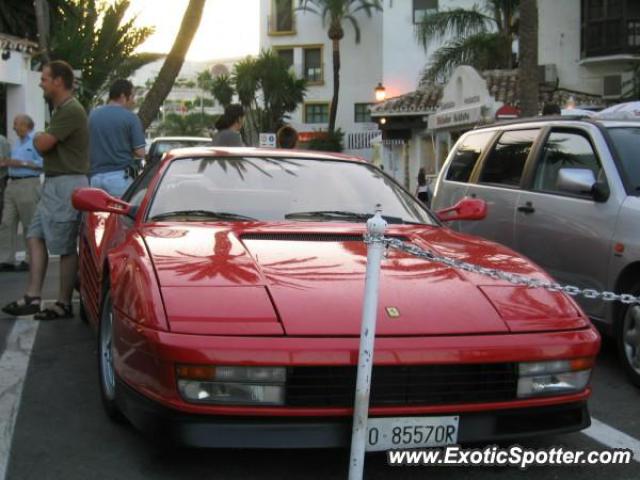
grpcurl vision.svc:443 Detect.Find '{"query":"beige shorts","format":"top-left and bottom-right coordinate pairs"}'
top-left (27, 175), bottom-right (88, 255)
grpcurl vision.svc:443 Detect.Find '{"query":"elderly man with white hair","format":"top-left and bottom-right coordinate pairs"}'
top-left (0, 114), bottom-right (43, 271)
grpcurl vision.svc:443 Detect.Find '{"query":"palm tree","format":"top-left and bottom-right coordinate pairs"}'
top-left (518, 0), bottom-right (539, 116)
top-left (210, 74), bottom-right (235, 108)
top-left (210, 51), bottom-right (306, 142)
top-left (34, 0), bottom-right (51, 62)
top-left (416, 0), bottom-right (519, 82)
top-left (0, 0), bottom-right (65, 49)
top-left (137, 0), bottom-right (206, 129)
top-left (49, 0), bottom-right (160, 109)
top-left (297, 0), bottom-right (382, 133)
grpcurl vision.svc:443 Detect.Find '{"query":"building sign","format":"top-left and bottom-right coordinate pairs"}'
top-left (259, 133), bottom-right (277, 147)
top-left (428, 66), bottom-right (496, 132)
top-left (428, 105), bottom-right (483, 130)
top-left (298, 131), bottom-right (326, 143)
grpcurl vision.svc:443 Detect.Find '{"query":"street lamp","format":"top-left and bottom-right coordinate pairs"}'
top-left (375, 82), bottom-right (386, 102)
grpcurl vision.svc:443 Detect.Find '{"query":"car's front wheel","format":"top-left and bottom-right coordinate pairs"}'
top-left (98, 288), bottom-right (126, 422)
top-left (616, 282), bottom-right (640, 387)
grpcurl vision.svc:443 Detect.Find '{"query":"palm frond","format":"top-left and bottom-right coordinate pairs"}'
top-left (351, 0), bottom-right (383, 16)
top-left (422, 32), bottom-right (510, 82)
top-left (415, 7), bottom-right (495, 50)
top-left (344, 14), bottom-right (361, 43)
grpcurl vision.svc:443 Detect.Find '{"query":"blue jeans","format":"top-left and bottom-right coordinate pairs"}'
top-left (90, 170), bottom-right (132, 198)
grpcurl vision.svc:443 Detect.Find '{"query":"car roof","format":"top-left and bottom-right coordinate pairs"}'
top-left (151, 136), bottom-right (213, 143)
top-left (164, 146), bottom-right (367, 163)
top-left (475, 115), bottom-right (640, 131)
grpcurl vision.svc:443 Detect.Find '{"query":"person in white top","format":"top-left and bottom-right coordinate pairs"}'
top-left (415, 167), bottom-right (429, 207)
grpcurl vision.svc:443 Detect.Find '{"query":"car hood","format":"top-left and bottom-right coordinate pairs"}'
top-left (142, 224), bottom-right (586, 336)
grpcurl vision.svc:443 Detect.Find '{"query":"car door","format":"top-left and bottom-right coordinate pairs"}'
top-left (514, 127), bottom-right (618, 320)
top-left (458, 128), bottom-right (541, 248)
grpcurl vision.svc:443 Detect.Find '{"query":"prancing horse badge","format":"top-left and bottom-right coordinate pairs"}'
top-left (385, 307), bottom-right (400, 318)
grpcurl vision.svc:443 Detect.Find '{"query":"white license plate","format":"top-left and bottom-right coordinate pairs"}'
top-left (366, 416), bottom-right (459, 452)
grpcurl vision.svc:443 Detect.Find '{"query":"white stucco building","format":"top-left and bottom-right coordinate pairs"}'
top-left (0, 34), bottom-right (46, 144)
top-left (261, 0), bottom-right (639, 190)
top-left (259, 1), bottom-right (477, 142)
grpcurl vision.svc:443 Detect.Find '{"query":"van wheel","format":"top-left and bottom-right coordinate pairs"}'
top-left (98, 288), bottom-right (127, 422)
top-left (616, 282), bottom-right (640, 387)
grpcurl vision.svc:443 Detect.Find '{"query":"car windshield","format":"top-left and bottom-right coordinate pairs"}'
top-left (608, 127), bottom-right (640, 192)
top-left (147, 157), bottom-right (435, 225)
top-left (155, 140), bottom-right (212, 156)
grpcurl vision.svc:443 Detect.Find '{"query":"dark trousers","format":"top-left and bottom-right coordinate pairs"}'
top-left (0, 176), bottom-right (7, 220)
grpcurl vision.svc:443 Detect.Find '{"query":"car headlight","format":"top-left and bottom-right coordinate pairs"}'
top-left (517, 357), bottom-right (594, 398)
top-left (176, 365), bottom-right (286, 405)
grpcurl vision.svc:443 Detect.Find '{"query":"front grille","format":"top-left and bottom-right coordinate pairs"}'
top-left (286, 364), bottom-right (518, 407)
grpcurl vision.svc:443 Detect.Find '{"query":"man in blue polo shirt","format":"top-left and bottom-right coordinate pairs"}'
top-left (89, 79), bottom-right (146, 197)
top-left (0, 114), bottom-right (43, 271)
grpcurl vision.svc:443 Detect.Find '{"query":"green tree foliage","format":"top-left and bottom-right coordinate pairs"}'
top-left (416, 0), bottom-right (519, 82)
top-left (158, 112), bottom-right (218, 136)
top-left (0, 0), bottom-right (65, 39)
top-left (208, 50), bottom-right (306, 144)
top-left (307, 129), bottom-right (344, 152)
top-left (48, 0), bottom-right (161, 109)
top-left (297, 0), bottom-right (383, 133)
top-left (210, 74), bottom-right (235, 108)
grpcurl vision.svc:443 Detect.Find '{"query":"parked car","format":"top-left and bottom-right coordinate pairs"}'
top-left (145, 136), bottom-right (213, 165)
top-left (73, 147), bottom-right (599, 449)
top-left (431, 116), bottom-right (640, 386)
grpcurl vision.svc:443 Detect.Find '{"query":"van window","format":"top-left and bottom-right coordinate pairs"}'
top-left (480, 129), bottom-right (539, 187)
top-left (533, 131), bottom-right (602, 194)
top-left (608, 127), bottom-right (640, 193)
top-left (445, 131), bottom-right (494, 183)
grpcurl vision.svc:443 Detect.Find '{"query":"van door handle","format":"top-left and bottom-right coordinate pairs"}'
top-left (517, 202), bottom-right (535, 214)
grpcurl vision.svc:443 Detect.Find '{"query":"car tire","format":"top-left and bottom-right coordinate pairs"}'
top-left (98, 287), bottom-right (127, 423)
top-left (616, 282), bottom-right (640, 388)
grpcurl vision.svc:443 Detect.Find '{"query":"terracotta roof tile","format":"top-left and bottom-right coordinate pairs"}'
top-left (374, 68), bottom-right (604, 116)
top-left (370, 85), bottom-right (442, 116)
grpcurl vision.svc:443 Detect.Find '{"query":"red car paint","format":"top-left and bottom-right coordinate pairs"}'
top-left (75, 148), bottom-right (600, 436)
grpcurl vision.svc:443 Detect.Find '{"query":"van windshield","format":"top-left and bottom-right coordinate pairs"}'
top-left (608, 127), bottom-right (640, 193)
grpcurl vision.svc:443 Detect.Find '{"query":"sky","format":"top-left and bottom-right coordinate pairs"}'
top-left (126, 0), bottom-right (260, 62)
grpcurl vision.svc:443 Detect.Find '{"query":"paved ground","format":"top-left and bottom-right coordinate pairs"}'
top-left (0, 266), bottom-right (639, 479)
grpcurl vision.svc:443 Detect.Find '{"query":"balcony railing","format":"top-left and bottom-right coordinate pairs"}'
top-left (582, 18), bottom-right (640, 58)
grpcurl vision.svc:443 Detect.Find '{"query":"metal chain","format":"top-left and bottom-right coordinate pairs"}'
top-left (372, 235), bottom-right (640, 306)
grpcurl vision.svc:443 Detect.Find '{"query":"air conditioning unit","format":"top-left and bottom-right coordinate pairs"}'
top-left (603, 72), bottom-right (634, 99)
top-left (538, 64), bottom-right (558, 85)
top-left (603, 75), bottom-right (622, 99)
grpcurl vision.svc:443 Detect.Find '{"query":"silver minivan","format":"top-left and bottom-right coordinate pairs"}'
top-left (431, 117), bottom-right (640, 386)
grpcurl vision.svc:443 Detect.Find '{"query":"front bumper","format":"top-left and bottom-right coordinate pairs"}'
top-left (116, 378), bottom-right (590, 449)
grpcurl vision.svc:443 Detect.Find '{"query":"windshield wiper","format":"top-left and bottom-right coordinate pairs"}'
top-left (284, 210), bottom-right (423, 224)
top-left (150, 210), bottom-right (257, 222)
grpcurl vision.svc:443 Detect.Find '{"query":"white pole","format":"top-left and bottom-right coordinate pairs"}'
top-left (348, 208), bottom-right (387, 480)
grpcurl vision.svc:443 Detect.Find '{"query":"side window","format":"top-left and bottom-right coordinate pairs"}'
top-left (533, 131), bottom-right (602, 194)
top-left (479, 129), bottom-right (539, 187)
top-left (122, 162), bottom-right (161, 208)
top-left (445, 131), bottom-right (495, 183)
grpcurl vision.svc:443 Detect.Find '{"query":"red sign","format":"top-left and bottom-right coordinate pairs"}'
top-left (495, 105), bottom-right (521, 119)
top-left (298, 131), bottom-right (327, 143)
